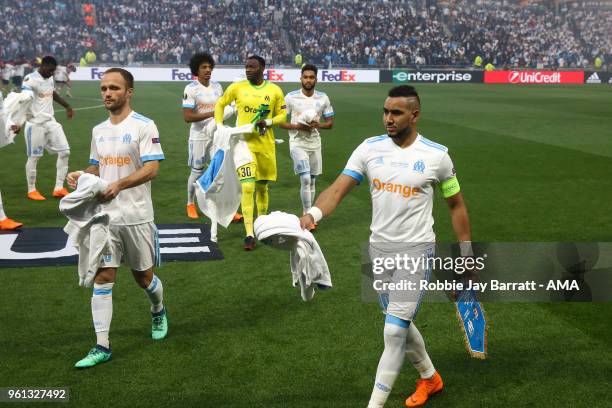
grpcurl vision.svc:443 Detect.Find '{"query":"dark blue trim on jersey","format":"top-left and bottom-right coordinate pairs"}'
top-left (385, 314), bottom-right (410, 328)
top-left (141, 154), bottom-right (165, 162)
top-left (342, 169), bottom-right (363, 184)
top-left (89, 158), bottom-right (99, 165)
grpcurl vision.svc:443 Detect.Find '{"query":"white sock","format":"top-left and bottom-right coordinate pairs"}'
top-left (92, 282), bottom-right (114, 349)
top-left (310, 175), bottom-right (316, 207)
top-left (187, 168), bottom-right (203, 205)
top-left (0, 191), bottom-right (7, 220)
top-left (54, 151), bottom-right (70, 190)
top-left (299, 173), bottom-right (311, 214)
top-left (145, 275), bottom-right (164, 313)
top-left (25, 157), bottom-right (39, 192)
top-left (368, 320), bottom-right (410, 407)
top-left (405, 323), bottom-right (436, 379)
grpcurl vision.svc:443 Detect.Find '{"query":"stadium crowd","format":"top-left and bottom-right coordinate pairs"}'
top-left (0, 0), bottom-right (609, 69)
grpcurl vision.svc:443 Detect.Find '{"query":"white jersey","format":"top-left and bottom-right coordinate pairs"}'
top-left (54, 65), bottom-right (69, 82)
top-left (182, 80), bottom-right (223, 138)
top-left (21, 71), bottom-right (55, 124)
top-left (343, 134), bottom-right (456, 243)
top-left (90, 111), bottom-right (165, 225)
top-left (1, 64), bottom-right (12, 80)
top-left (13, 64), bottom-right (27, 77)
top-left (285, 89), bottom-right (334, 151)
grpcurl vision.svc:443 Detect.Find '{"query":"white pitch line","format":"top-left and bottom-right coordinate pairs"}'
top-left (57, 104), bottom-right (104, 112)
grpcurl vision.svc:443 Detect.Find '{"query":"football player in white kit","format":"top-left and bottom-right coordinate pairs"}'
top-left (0, 92), bottom-right (23, 230)
top-left (53, 63), bottom-right (73, 98)
top-left (21, 56), bottom-right (74, 201)
top-left (300, 86), bottom-right (473, 407)
top-left (281, 64), bottom-right (334, 229)
top-left (67, 68), bottom-right (168, 368)
top-left (182, 52), bottom-right (224, 219)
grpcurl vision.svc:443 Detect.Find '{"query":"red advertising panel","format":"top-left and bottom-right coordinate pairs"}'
top-left (484, 71), bottom-right (584, 84)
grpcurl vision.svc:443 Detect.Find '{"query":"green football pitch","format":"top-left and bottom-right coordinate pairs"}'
top-left (1, 82), bottom-right (611, 407)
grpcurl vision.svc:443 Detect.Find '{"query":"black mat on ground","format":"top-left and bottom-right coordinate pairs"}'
top-left (0, 223), bottom-right (222, 268)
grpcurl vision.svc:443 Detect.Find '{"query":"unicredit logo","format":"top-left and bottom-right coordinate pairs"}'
top-left (507, 71), bottom-right (561, 84)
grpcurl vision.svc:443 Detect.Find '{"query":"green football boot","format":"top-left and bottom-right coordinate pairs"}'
top-left (151, 308), bottom-right (168, 340)
top-left (74, 345), bottom-right (112, 369)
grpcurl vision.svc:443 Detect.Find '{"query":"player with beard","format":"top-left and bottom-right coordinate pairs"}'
top-left (300, 85), bottom-right (473, 407)
top-left (67, 68), bottom-right (168, 368)
top-left (281, 64), bottom-right (334, 229)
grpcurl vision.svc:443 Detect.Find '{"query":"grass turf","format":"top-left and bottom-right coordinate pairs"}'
top-left (1, 82), bottom-right (611, 407)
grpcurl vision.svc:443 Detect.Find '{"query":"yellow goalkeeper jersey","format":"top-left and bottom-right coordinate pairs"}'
top-left (215, 80), bottom-right (287, 153)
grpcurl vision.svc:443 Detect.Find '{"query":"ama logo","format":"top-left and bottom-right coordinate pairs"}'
top-left (413, 160), bottom-right (425, 174)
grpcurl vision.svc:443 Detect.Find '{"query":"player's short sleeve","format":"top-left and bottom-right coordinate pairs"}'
top-left (342, 142), bottom-right (368, 184)
top-left (21, 75), bottom-right (35, 92)
top-left (89, 133), bottom-right (100, 166)
top-left (322, 95), bottom-right (334, 118)
top-left (275, 86), bottom-right (287, 115)
top-left (182, 85), bottom-right (195, 109)
top-left (284, 94), bottom-right (293, 115)
top-left (436, 152), bottom-right (455, 183)
top-left (139, 122), bottom-right (165, 162)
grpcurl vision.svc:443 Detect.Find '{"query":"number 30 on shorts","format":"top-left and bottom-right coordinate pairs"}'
top-left (237, 162), bottom-right (256, 181)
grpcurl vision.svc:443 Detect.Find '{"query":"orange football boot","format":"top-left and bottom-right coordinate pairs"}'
top-left (0, 218), bottom-right (23, 230)
top-left (405, 371), bottom-right (443, 407)
top-left (187, 204), bottom-right (198, 219)
top-left (52, 188), bottom-right (69, 198)
top-left (27, 190), bottom-right (46, 201)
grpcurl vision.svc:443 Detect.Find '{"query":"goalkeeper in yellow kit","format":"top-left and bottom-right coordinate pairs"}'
top-left (214, 55), bottom-right (287, 250)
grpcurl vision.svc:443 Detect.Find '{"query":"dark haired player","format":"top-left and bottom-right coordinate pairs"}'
top-left (182, 52), bottom-right (224, 219)
top-left (281, 64), bottom-right (334, 229)
top-left (300, 86), bottom-right (473, 407)
top-left (21, 55), bottom-right (73, 200)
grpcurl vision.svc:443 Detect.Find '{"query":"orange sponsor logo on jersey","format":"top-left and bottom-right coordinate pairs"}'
top-left (99, 156), bottom-right (132, 166)
top-left (372, 178), bottom-right (420, 198)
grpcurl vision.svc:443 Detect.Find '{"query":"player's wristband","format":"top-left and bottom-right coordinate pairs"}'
top-left (307, 206), bottom-right (323, 223)
top-left (459, 241), bottom-right (474, 257)
top-left (264, 119), bottom-right (273, 127)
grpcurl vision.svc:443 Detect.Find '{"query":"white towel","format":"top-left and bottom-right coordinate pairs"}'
top-left (297, 108), bottom-right (317, 125)
top-left (59, 174), bottom-right (111, 287)
top-left (254, 211), bottom-right (332, 301)
top-left (195, 124), bottom-right (254, 228)
top-left (202, 105), bottom-right (237, 137)
top-left (1, 91), bottom-right (32, 147)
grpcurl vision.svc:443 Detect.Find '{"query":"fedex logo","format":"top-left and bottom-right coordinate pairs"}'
top-left (264, 69), bottom-right (284, 81)
top-left (172, 69), bottom-right (195, 81)
top-left (90, 68), bottom-right (105, 79)
top-left (321, 70), bottom-right (356, 82)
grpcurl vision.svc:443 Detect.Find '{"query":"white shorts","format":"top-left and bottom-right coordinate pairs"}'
top-left (24, 120), bottom-right (69, 157)
top-left (369, 243), bottom-right (435, 322)
top-left (188, 134), bottom-right (214, 170)
top-left (100, 222), bottom-right (160, 271)
top-left (290, 147), bottom-right (322, 176)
